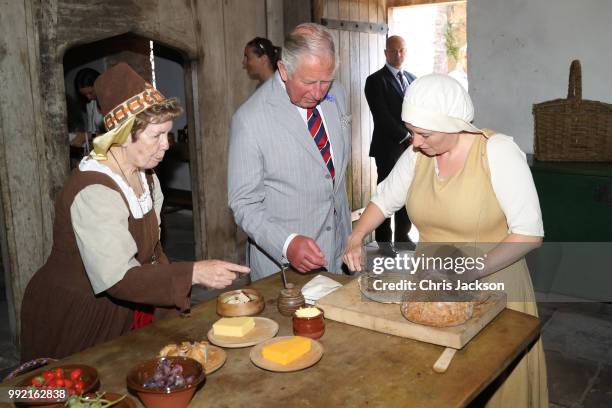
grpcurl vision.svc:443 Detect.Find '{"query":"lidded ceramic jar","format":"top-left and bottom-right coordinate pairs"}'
top-left (277, 283), bottom-right (305, 316)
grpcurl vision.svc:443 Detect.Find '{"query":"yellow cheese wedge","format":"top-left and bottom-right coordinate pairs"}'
top-left (213, 317), bottom-right (255, 337)
top-left (262, 337), bottom-right (311, 365)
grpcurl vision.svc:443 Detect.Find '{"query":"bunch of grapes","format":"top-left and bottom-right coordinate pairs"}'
top-left (143, 359), bottom-right (196, 390)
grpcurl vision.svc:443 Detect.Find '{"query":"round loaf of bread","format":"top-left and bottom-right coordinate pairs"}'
top-left (400, 301), bottom-right (474, 327)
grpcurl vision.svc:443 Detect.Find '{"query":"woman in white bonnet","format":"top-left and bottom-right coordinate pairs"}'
top-left (343, 74), bottom-right (548, 407)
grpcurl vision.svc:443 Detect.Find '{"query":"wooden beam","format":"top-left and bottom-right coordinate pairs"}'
top-left (387, 0), bottom-right (457, 7)
top-left (321, 18), bottom-right (388, 34)
top-left (266, 0), bottom-right (285, 47)
top-left (313, 0), bottom-right (326, 23)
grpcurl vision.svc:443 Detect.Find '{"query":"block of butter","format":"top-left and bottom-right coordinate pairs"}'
top-left (262, 337), bottom-right (311, 365)
top-left (295, 307), bottom-right (322, 318)
top-left (213, 317), bottom-right (255, 337)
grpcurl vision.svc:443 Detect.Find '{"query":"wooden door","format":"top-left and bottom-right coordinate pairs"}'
top-left (320, 0), bottom-right (387, 216)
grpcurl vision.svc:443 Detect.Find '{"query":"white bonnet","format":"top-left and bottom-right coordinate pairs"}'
top-left (401, 74), bottom-right (483, 134)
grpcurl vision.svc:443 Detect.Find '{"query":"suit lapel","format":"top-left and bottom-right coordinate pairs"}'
top-left (267, 76), bottom-right (329, 172)
top-left (383, 66), bottom-right (404, 97)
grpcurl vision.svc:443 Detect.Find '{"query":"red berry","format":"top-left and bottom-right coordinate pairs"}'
top-left (70, 368), bottom-right (82, 381)
top-left (74, 381), bottom-right (85, 393)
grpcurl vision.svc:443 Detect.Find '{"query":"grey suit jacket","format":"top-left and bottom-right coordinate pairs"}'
top-left (228, 73), bottom-right (352, 280)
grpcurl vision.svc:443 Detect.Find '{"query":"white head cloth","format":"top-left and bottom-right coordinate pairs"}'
top-left (401, 74), bottom-right (483, 134)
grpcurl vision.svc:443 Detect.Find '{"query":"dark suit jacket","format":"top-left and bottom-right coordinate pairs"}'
top-left (365, 65), bottom-right (416, 163)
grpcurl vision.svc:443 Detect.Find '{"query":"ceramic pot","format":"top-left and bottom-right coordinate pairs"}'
top-left (277, 283), bottom-right (305, 316)
top-left (293, 308), bottom-right (325, 339)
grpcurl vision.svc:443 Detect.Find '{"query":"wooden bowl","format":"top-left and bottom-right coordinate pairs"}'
top-left (216, 288), bottom-right (264, 317)
top-left (126, 357), bottom-right (205, 408)
top-left (16, 364), bottom-right (99, 407)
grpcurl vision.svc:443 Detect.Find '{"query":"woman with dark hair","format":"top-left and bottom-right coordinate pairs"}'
top-left (242, 37), bottom-right (281, 85)
top-left (74, 67), bottom-right (104, 136)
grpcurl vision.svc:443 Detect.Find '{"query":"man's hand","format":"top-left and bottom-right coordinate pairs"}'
top-left (287, 235), bottom-right (327, 273)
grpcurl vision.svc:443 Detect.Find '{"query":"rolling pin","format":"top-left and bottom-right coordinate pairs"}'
top-left (433, 347), bottom-right (457, 373)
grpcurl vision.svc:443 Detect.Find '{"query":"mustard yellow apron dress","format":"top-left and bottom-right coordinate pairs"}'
top-left (405, 132), bottom-right (548, 407)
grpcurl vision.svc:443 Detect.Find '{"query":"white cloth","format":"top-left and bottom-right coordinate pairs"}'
top-left (301, 274), bottom-right (342, 305)
top-left (401, 74), bottom-right (481, 134)
top-left (79, 157), bottom-right (153, 219)
top-left (72, 160), bottom-right (164, 293)
top-left (448, 67), bottom-right (468, 91)
top-left (85, 100), bottom-right (104, 134)
top-left (371, 133), bottom-right (544, 237)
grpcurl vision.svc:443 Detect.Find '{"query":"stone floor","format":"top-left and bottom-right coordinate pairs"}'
top-left (0, 210), bottom-right (610, 407)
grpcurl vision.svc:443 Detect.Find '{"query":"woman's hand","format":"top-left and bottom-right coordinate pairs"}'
top-left (192, 260), bottom-right (250, 289)
top-left (342, 203), bottom-right (388, 273)
top-left (342, 233), bottom-right (366, 273)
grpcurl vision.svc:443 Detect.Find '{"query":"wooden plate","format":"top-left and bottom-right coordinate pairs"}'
top-left (249, 336), bottom-right (324, 372)
top-left (207, 317), bottom-right (279, 348)
top-left (205, 345), bottom-right (227, 374)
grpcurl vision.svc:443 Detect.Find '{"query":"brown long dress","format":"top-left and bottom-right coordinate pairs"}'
top-left (405, 133), bottom-right (548, 407)
top-left (20, 168), bottom-right (193, 361)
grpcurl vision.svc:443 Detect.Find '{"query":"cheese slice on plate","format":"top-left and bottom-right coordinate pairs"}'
top-left (262, 337), bottom-right (311, 365)
top-left (213, 317), bottom-right (255, 337)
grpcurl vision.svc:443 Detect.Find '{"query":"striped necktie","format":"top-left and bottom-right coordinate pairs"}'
top-left (307, 107), bottom-right (335, 179)
top-left (397, 71), bottom-right (406, 93)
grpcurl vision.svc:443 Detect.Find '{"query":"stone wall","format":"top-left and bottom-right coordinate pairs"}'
top-left (0, 0), bottom-right (273, 344)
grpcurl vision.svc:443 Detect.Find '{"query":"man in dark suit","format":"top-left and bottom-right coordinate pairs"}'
top-left (365, 35), bottom-right (416, 245)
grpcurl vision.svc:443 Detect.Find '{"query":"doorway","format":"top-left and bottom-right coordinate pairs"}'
top-left (388, 1), bottom-right (467, 89)
top-left (63, 33), bottom-right (196, 262)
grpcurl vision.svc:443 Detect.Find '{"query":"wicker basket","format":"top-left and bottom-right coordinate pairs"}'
top-left (533, 60), bottom-right (612, 161)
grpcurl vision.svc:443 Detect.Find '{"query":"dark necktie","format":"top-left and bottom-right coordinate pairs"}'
top-left (307, 107), bottom-right (335, 179)
top-left (397, 71), bottom-right (406, 93)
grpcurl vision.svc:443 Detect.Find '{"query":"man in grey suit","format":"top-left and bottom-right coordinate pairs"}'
top-left (228, 23), bottom-right (352, 280)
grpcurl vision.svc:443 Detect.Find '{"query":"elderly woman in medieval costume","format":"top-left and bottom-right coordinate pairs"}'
top-left (21, 63), bottom-right (249, 361)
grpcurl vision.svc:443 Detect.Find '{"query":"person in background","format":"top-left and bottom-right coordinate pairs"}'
top-left (344, 74), bottom-right (548, 407)
top-left (365, 35), bottom-right (416, 248)
top-left (242, 37), bottom-right (281, 85)
top-left (74, 67), bottom-right (105, 139)
top-left (21, 63), bottom-right (249, 361)
top-left (229, 23), bottom-right (351, 280)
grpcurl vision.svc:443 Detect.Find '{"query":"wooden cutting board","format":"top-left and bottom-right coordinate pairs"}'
top-left (316, 279), bottom-right (506, 349)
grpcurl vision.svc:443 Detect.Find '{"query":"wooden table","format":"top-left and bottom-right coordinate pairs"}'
top-left (2, 271), bottom-right (541, 407)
